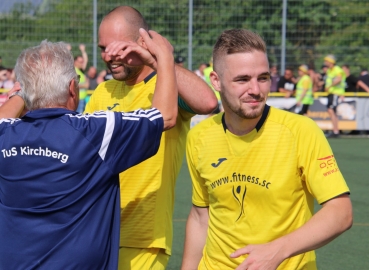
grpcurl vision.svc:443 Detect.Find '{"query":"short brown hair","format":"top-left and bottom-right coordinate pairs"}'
top-left (213, 29), bottom-right (266, 73)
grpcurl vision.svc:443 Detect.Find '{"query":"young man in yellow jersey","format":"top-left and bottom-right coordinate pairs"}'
top-left (84, 6), bottom-right (218, 270)
top-left (295, 64), bottom-right (314, 115)
top-left (182, 29), bottom-right (352, 270)
top-left (324, 54), bottom-right (346, 138)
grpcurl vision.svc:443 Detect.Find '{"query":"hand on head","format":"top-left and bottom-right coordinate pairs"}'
top-left (104, 29), bottom-right (173, 70)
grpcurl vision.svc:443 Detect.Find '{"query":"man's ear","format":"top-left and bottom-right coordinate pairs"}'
top-left (210, 71), bottom-right (221, 92)
top-left (68, 78), bottom-right (79, 111)
top-left (137, 36), bottom-right (148, 49)
top-left (69, 78), bottom-right (78, 99)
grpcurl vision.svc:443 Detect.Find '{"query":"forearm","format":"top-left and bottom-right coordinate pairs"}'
top-left (152, 54), bottom-right (178, 130)
top-left (278, 88), bottom-right (291, 93)
top-left (357, 80), bottom-right (369, 92)
top-left (274, 195), bottom-right (352, 260)
top-left (0, 95), bottom-right (25, 118)
top-left (175, 65), bottom-right (218, 114)
top-left (181, 207), bottom-right (209, 270)
top-left (81, 50), bottom-right (88, 71)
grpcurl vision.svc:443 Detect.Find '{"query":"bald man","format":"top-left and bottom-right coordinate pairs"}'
top-left (84, 6), bottom-right (218, 270)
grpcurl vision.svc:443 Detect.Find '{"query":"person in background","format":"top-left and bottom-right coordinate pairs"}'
top-left (85, 6), bottom-right (218, 270)
top-left (74, 44), bottom-right (89, 113)
top-left (175, 55), bottom-right (185, 67)
top-left (97, 68), bottom-right (114, 84)
top-left (203, 57), bottom-right (222, 112)
top-left (86, 66), bottom-right (99, 90)
top-left (308, 63), bottom-right (321, 93)
top-left (269, 64), bottom-right (280, 92)
top-left (181, 28), bottom-right (352, 270)
top-left (277, 67), bottom-right (296, 97)
top-left (342, 64), bottom-right (358, 92)
top-left (295, 64), bottom-right (313, 115)
top-left (357, 69), bottom-right (369, 93)
top-left (194, 62), bottom-right (207, 81)
top-left (318, 64), bottom-right (328, 92)
top-left (0, 29), bottom-right (178, 269)
top-left (324, 54), bottom-right (346, 138)
top-left (0, 67), bottom-right (8, 89)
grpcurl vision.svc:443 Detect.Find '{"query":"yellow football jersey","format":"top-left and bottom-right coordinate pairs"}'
top-left (85, 73), bottom-right (194, 254)
top-left (186, 105), bottom-right (349, 269)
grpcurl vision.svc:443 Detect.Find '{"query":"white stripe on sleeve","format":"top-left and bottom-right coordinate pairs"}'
top-left (99, 111), bottom-right (115, 160)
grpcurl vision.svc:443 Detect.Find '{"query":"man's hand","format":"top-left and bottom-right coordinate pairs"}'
top-left (79, 44), bottom-right (86, 52)
top-left (105, 29), bottom-right (173, 70)
top-left (231, 242), bottom-right (284, 270)
top-left (7, 82), bottom-right (21, 99)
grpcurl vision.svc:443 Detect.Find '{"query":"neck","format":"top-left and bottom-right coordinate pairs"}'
top-left (223, 110), bottom-right (261, 136)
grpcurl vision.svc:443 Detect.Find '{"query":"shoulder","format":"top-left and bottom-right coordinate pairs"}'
top-left (94, 79), bottom-right (122, 93)
top-left (188, 114), bottom-right (222, 142)
top-left (267, 107), bottom-right (321, 136)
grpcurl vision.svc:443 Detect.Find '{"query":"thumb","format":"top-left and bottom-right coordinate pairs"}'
top-left (230, 245), bottom-right (252, 258)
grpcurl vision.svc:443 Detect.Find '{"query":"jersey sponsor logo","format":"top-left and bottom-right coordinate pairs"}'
top-left (232, 185), bottom-right (246, 221)
top-left (107, 103), bottom-right (119, 110)
top-left (211, 158), bottom-right (227, 167)
top-left (1, 146), bottom-right (69, 163)
top-left (210, 172), bottom-right (271, 190)
top-left (317, 155), bottom-right (340, 177)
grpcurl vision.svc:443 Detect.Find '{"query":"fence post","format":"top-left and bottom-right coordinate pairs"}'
top-left (188, 0), bottom-right (193, 71)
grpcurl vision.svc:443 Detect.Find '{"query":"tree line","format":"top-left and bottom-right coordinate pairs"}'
top-left (1, 0), bottom-right (368, 74)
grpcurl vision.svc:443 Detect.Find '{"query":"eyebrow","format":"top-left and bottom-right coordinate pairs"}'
top-left (233, 72), bottom-right (270, 81)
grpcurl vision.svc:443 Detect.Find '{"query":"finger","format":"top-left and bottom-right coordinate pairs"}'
top-left (106, 41), bottom-right (134, 56)
top-left (139, 28), bottom-right (156, 50)
top-left (230, 246), bottom-right (251, 258)
top-left (7, 82), bottom-right (21, 97)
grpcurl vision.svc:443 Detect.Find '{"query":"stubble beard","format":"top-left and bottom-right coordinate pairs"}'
top-left (221, 91), bottom-right (265, 120)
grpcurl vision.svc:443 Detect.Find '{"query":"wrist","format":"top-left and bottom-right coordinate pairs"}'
top-left (8, 91), bottom-right (21, 100)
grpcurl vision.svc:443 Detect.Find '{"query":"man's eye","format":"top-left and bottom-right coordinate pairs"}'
top-left (259, 76), bottom-right (270, 82)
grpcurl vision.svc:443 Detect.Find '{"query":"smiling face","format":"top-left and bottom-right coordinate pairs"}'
top-left (98, 18), bottom-right (143, 82)
top-left (211, 50), bottom-right (270, 120)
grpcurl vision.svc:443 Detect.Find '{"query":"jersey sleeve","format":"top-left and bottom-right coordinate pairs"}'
top-left (186, 128), bottom-right (209, 207)
top-left (296, 119), bottom-right (349, 204)
top-left (101, 109), bottom-right (164, 174)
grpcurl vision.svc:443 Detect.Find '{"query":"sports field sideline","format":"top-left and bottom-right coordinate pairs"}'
top-left (167, 137), bottom-right (369, 269)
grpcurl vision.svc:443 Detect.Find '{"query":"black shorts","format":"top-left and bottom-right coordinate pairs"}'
top-left (298, 104), bottom-right (310, 115)
top-left (327, 94), bottom-right (340, 111)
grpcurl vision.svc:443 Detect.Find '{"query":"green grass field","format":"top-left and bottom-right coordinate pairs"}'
top-left (167, 137), bottom-right (369, 269)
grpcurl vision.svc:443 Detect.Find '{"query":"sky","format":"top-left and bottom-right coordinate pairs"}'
top-left (0, 0), bottom-right (44, 14)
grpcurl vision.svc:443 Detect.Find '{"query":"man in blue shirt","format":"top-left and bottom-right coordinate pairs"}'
top-left (0, 29), bottom-right (177, 269)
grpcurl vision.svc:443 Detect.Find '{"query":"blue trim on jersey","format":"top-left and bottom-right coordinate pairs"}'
top-left (144, 71), bottom-right (157, 83)
top-left (0, 108), bottom-right (163, 269)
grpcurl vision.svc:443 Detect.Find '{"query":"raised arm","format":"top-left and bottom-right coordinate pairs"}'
top-left (110, 28), bottom-right (178, 130)
top-left (231, 194), bottom-right (352, 270)
top-left (175, 65), bottom-right (218, 114)
top-left (79, 44), bottom-right (88, 71)
top-left (0, 83), bottom-right (25, 119)
top-left (181, 205), bottom-right (209, 270)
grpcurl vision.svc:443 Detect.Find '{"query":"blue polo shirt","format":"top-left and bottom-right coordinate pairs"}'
top-left (0, 108), bottom-right (163, 269)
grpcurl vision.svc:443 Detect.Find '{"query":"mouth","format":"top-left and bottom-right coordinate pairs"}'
top-left (109, 63), bottom-right (123, 72)
top-left (243, 99), bottom-right (263, 104)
